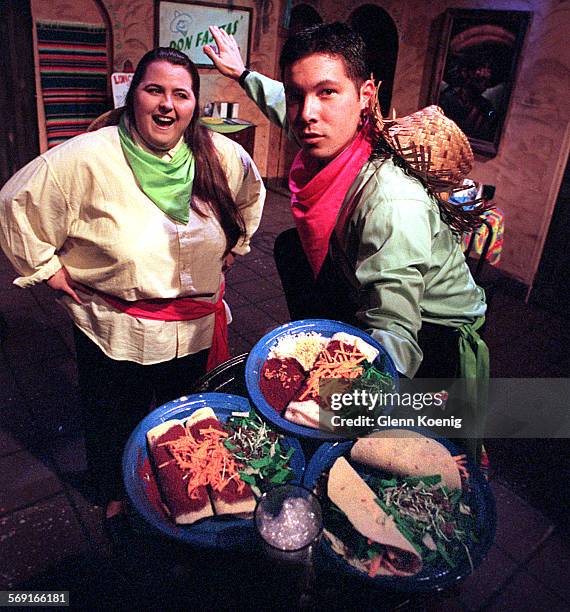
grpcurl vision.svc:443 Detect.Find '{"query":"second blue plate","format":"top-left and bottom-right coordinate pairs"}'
top-left (245, 319), bottom-right (399, 440)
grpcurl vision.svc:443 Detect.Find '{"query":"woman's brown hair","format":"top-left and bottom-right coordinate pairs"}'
top-left (125, 47), bottom-right (245, 254)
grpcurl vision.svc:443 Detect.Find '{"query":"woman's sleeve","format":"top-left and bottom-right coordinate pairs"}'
top-left (354, 192), bottom-right (434, 378)
top-left (0, 156), bottom-right (72, 287)
top-left (242, 71), bottom-right (289, 131)
top-left (228, 143), bottom-right (266, 256)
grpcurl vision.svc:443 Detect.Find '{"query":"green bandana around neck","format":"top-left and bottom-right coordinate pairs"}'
top-left (118, 116), bottom-right (195, 224)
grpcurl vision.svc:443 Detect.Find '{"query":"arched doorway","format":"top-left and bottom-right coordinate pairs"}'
top-left (349, 4), bottom-right (398, 116)
top-left (275, 4), bottom-right (323, 189)
top-left (289, 3), bottom-right (322, 33)
top-left (31, 0), bottom-right (113, 151)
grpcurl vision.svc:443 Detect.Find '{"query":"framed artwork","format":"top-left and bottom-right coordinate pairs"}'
top-left (428, 9), bottom-right (530, 157)
top-left (155, 1), bottom-right (252, 68)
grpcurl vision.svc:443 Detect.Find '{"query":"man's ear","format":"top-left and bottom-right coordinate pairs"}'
top-left (359, 79), bottom-right (376, 110)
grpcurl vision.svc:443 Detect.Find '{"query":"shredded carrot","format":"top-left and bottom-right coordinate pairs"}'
top-left (298, 341), bottom-right (367, 401)
top-left (159, 426), bottom-right (246, 499)
top-left (264, 362), bottom-right (303, 386)
top-left (453, 454), bottom-right (470, 480)
top-left (368, 553), bottom-right (383, 577)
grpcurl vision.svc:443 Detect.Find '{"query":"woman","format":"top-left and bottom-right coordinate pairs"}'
top-left (0, 48), bottom-right (265, 525)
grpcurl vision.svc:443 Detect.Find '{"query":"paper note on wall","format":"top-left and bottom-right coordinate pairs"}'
top-left (111, 73), bottom-right (134, 109)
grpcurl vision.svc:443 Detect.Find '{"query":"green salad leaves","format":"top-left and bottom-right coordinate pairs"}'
top-left (224, 411), bottom-right (295, 497)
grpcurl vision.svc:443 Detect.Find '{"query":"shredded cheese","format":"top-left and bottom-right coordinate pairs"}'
top-left (298, 341), bottom-right (366, 401)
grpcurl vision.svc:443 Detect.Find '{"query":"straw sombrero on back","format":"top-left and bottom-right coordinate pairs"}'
top-left (378, 105), bottom-right (474, 193)
top-left (369, 89), bottom-right (489, 232)
top-left (87, 107), bottom-right (124, 132)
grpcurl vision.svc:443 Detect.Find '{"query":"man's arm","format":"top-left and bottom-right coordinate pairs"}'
top-left (343, 170), bottom-right (439, 378)
top-left (355, 199), bottom-right (428, 379)
top-left (204, 26), bottom-right (289, 131)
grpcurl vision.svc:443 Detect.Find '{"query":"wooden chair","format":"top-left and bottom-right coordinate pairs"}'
top-left (464, 217), bottom-right (494, 284)
top-left (465, 217), bottom-right (497, 338)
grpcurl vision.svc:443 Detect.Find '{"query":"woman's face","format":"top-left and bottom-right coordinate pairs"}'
top-left (133, 60), bottom-right (196, 151)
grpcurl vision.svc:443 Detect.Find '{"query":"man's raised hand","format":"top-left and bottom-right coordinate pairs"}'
top-left (203, 25), bottom-right (246, 80)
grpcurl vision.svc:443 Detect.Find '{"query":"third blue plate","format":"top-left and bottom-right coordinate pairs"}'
top-left (303, 431), bottom-right (496, 592)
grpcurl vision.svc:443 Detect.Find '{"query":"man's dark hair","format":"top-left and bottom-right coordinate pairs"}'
top-left (279, 22), bottom-right (369, 86)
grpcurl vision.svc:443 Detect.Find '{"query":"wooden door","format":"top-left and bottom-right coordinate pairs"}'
top-left (0, 0), bottom-right (39, 186)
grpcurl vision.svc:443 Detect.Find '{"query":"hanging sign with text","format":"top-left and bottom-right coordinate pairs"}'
top-left (157, 1), bottom-right (252, 68)
top-left (111, 73), bottom-right (134, 108)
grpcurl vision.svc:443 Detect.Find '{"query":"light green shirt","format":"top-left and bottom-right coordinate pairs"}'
top-left (243, 71), bottom-right (486, 377)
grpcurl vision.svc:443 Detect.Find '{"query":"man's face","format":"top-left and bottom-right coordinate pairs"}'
top-left (468, 63), bottom-right (492, 93)
top-left (283, 53), bottom-right (375, 164)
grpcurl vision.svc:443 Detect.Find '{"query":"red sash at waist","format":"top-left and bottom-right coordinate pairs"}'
top-left (98, 284), bottom-right (229, 372)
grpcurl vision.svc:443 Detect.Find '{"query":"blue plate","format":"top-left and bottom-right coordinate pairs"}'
top-left (245, 319), bottom-right (399, 440)
top-left (122, 392), bottom-right (305, 549)
top-left (303, 430), bottom-right (496, 592)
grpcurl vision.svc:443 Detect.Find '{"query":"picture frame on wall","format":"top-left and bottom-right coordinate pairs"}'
top-left (155, 1), bottom-right (252, 68)
top-left (428, 9), bottom-right (531, 157)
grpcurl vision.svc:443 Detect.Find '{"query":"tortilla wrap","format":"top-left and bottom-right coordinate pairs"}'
top-left (147, 419), bottom-right (214, 525)
top-left (328, 457), bottom-right (422, 575)
top-left (147, 407), bottom-right (256, 523)
top-left (331, 332), bottom-right (379, 364)
top-left (350, 429), bottom-right (462, 490)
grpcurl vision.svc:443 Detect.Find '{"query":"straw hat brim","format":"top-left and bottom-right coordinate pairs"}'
top-left (371, 91), bottom-right (474, 191)
top-left (87, 107), bottom-right (125, 132)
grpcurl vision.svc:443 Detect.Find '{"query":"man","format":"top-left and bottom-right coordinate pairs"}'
top-left (204, 23), bottom-right (487, 387)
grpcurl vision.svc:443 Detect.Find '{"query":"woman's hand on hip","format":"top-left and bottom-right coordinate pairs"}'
top-left (46, 267), bottom-right (82, 304)
top-left (203, 26), bottom-right (246, 80)
top-left (222, 252), bottom-right (236, 273)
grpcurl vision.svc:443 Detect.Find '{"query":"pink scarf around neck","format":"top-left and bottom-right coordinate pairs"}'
top-left (288, 125), bottom-right (373, 276)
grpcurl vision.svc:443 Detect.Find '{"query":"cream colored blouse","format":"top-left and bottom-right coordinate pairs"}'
top-left (0, 126), bottom-right (265, 364)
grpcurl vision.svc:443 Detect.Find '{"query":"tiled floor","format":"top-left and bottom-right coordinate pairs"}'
top-left (0, 188), bottom-right (568, 610)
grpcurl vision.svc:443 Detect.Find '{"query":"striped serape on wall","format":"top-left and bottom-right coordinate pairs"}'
top-left (36, 22), bottom-right (109, 148)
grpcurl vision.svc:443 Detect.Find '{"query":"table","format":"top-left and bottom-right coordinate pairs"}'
top-left (200, 119), bottom-right (256, 158)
